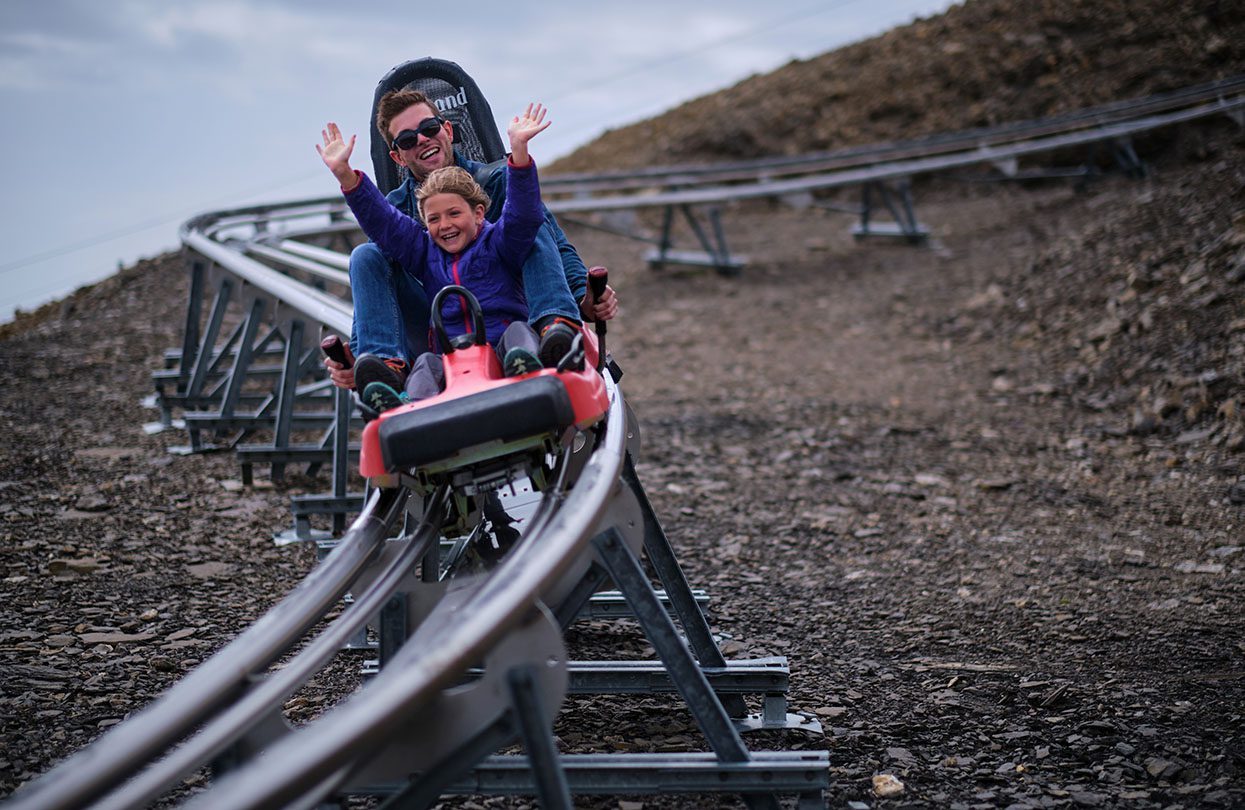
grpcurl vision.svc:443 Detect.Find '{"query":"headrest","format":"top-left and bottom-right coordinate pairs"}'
top-left (370, 58), bottom-right (506, 195)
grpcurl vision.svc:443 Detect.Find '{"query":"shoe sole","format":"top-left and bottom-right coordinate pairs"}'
top-left (538, 331), bottom-right (574, 368)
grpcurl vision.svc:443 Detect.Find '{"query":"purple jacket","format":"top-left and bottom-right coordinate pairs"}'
top-left (343, 159), bottom-right (544, 346)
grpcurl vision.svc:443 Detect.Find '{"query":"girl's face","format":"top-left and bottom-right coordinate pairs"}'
top-left (422, 192), bottom-right (485, 254)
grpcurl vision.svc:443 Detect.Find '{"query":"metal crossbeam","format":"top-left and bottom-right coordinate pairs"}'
top-left (183, 409), bottom-right (336, 432)
top-left (578, 588), bottom-right (709, 619)
top-left (428, 751), bottom-right (830, 801)
top-left (565, 657), bottom-right (788, 694)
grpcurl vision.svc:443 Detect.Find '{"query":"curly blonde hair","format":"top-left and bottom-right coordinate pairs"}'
top-left (416, 167), bottom-right (491, 218)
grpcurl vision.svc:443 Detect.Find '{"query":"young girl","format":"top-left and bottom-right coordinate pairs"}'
top-left (317, 103), bottom-right (576, 412)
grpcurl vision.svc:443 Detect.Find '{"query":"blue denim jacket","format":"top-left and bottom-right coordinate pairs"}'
top-left (384, 150), bottom-right (586, 322)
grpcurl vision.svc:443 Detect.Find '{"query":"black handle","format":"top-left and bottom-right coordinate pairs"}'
top-left (430, 284), bottom-right (488, 353)
top-left (587, 267), bottom-right (608, 327)
top-left (320, 334), bottom-right (352, 368)
top-left (587, 266), bottom-right (608, 371)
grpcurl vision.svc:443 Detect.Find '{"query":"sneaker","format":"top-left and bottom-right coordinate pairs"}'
top-left (361, 381), bottom-right (407, 414)
top-left (502, 347), bottom-right (541, 377)
top-left (353, 354), bottom-right (407, 393)
top-left (538, 320), bottom-right (579, 369)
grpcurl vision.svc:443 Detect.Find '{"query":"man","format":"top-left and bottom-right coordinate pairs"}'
top-left (325, 89), bottom-right (618, 390)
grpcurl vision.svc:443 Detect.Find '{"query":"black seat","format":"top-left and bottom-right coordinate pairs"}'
top-left (378, 376), bottom-right (575, 471)
top-left (370, 58), bottom-right (506, 195)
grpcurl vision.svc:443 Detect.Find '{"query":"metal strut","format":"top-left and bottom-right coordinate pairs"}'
top-left (647, 203), bottom-right (746, 274)
top-left (854, 178), bottom-right (929, 243)
top-left (621, 453), bottom-right (748, 716)
top-left (180, 274), bottom-right (233, 451)
top-left (507, 665), bottom-right (573, 810)
top-left (217, 296), bottom-right (267, 427)
top-left (280, 383), bottom-right (366, 543)
top-left (173, 257), bottom-right (206, 400)
top-left (591, 528), bottom-right (781, 810)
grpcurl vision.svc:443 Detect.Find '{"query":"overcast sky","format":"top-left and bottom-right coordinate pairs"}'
top-left (0, 0), bottom-right (956, 322)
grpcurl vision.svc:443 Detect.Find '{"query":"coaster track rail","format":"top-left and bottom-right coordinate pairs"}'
top-left (540, 73), bottom-right (1245, 194)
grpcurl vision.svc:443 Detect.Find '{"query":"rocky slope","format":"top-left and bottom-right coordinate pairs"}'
top-left (551, 0), bottom-right (1245, 172)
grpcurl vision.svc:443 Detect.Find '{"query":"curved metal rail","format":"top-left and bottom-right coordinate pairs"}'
top-left (173, 195), bottom-right (359, 349)
top-left (541, 73), bottom-right (1245, 195)
top-left (542, 92), bottom-right (1245, 213)
top-left (7, 485), bottom-right (414, 810)
top-left (10, 368), bottom-right (629, 810)
top-left (186, 373), bottom-right (633, 809)
top-left (11, 250), bottom-right (649, 809)
top-left (89, 487), bottom-right (449, 810)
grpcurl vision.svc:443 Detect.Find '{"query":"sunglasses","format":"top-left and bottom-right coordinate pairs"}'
top-left (390, 117), bottom-right (444, 151)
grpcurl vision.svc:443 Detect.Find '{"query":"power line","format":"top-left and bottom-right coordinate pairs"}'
top-left (528, 0), bottom-right (873, 156)
top-left (543, 0), bottom-right (865, 105)
top-left (1, 214), bottom-right (184, 277)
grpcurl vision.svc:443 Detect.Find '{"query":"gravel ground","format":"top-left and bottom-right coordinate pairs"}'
top-left (556, 130), bottom-right (1243, 809)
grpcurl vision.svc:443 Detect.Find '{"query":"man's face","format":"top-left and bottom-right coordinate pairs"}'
top-left (422, 192), bottom-right (485, 254)
top-left (388, 103), bottom-right (454, 181)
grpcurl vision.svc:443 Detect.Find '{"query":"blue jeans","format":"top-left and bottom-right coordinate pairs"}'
top-left (349, 230), bottom-right (582, 363)
top-left (348, 242), bottom-right (431, 362)
top-left (522, 220), bottom-right (585, 325)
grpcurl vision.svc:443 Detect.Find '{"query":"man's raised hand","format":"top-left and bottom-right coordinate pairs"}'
top-left (507, 103), bottom-right (551, 167)
top-left (317, 122), bottom-right (360, 190)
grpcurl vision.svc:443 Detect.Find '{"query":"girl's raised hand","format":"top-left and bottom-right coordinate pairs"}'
top-left (316, 122), bottom-right (358, 187)
top-left (507, 103), bottom-right (551, 161)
